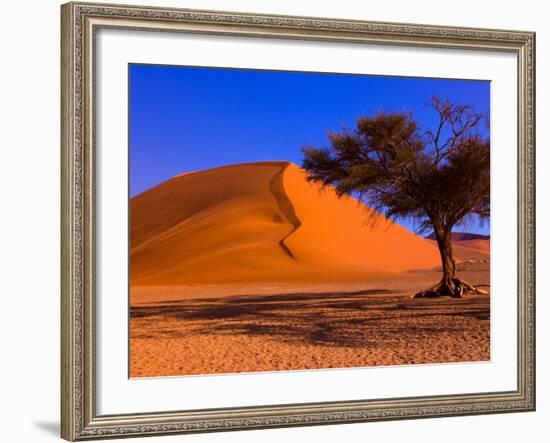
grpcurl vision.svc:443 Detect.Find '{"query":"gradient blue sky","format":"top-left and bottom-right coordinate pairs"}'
top-left (129, 64), bottom-right (490, 234)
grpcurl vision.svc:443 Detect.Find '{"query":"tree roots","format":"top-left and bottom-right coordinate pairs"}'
top-left (413, 277), bottom-right (489, 298)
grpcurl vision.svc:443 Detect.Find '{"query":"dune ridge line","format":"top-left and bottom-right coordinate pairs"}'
top-left (269, 162), bottom-right (302, 259)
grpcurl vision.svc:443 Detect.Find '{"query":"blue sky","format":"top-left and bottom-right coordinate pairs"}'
top-left (129, 64), bottom-right (490, 234)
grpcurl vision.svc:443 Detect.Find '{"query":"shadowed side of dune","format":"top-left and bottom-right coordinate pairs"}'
top-left (130, 162), bottom-right (308, 285)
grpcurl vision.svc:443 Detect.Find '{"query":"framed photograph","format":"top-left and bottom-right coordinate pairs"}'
top-left (61, 1), bottom-right (536, 440)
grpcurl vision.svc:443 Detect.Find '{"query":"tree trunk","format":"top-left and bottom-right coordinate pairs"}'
top-left (414, 223), bottom-right (488, 298)
top-left (436, 228), bottom-right (457, 294)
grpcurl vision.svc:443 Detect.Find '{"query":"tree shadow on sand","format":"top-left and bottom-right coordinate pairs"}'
top-left (131, 288), bottom-right (490, 348)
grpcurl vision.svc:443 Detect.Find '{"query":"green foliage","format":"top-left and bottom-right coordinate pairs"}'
top-left (302, 96), bottom-right (489, 236)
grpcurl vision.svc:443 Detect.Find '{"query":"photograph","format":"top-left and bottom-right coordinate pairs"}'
top-left (128, 65), bottom-right (491, 378)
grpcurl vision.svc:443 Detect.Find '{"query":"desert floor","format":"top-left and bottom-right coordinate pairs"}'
top-left (130, 264), bottom-right (490, 378)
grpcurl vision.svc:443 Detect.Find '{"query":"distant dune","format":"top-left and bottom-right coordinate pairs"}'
top-left (425, 231), bottom-right (490, 258)
top-left (454, 238), bottom-right (490, 254)
top-left (426, 232), bottom-right (489, 241)
top-left (130, 162), bottom-right (443, 286)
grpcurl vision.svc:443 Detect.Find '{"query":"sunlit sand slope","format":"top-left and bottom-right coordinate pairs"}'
top-left (283, 163), bottom-right (441, 272)
top-left (130, 162), bottom-right (441, 285)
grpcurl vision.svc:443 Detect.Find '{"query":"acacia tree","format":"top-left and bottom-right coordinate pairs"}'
top-left (302, 97), bottom-right (489, 298)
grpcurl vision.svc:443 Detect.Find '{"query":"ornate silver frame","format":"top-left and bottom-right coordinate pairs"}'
top-left (61, 2), bottom-right (536, 440)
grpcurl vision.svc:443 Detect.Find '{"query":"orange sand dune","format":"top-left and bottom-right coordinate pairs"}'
top-left (427, 240), bottom-right (489, 262)
top-left (451, 243), bottom-right (489, 262)
top-left (454, 238), bottom-right (490, 254)
top-left (130, 162), bottom-right (441, 286)
top-left (426, 232), bottom-right (490, 257)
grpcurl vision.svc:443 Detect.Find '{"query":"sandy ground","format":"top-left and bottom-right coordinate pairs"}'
top-left (130, 266), bottom-right (490, 378)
